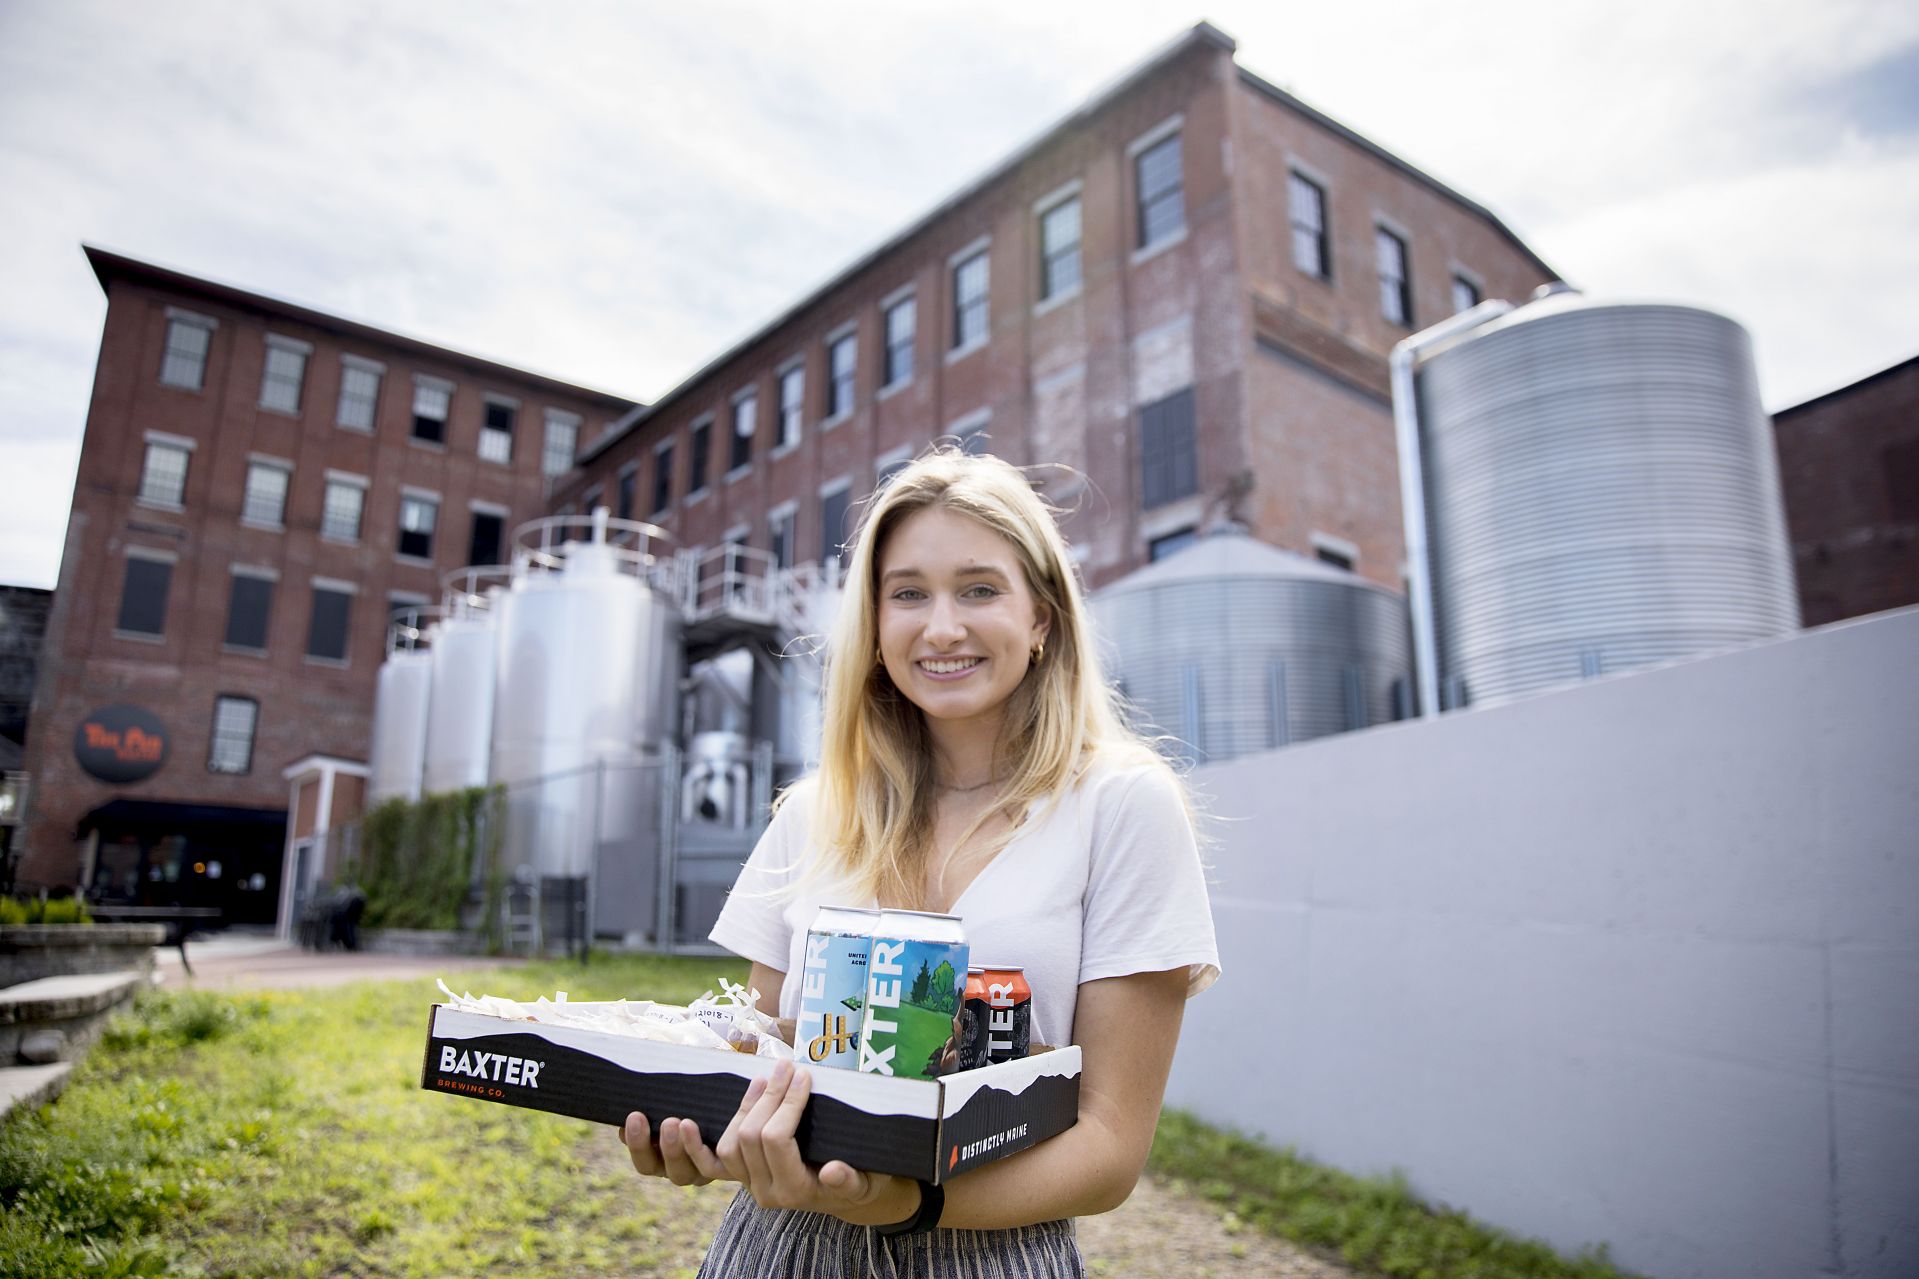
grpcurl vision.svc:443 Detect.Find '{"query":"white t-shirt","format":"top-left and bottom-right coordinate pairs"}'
top-left (708, 759), bottom-right (1221, 1049)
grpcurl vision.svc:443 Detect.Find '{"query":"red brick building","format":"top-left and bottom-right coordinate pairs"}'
top-left (1772, 353), bottom-right (1919, 626)
top-left (20, 22), bottom-right (1560, 918)
top-left (16, 248), bottom-right (634, 916)
top-left (557, 23), bottom-right (1556, 593)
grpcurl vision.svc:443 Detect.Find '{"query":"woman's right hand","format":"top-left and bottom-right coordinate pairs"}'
top-left (621, 1111), bottom-right (732, 1186)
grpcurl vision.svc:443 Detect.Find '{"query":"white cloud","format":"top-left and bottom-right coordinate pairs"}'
top-left (1, 0), bottom-right (1914, 587)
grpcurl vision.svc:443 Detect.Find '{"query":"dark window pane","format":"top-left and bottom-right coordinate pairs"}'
top-left (1289, 172), bottom-right (1329, 279)
top-left (730, 395), bottom-right (754, 471)
top-left (1149, 528), bottom-right (1197, 561)
top-left (829, 335), bottom-right (857, 416)
top-left (307, 587), bottom-right (352, 661)
top-left (885, 299), bottom-right (915, 385)
top-left (1136, 134), bottom-right (1184, 249)
top-left (1139, 387), bottom-right (1198, 510)
top-left (1041, 198), bottom-right (1082, 299)
top-left (224, 575), bottom-right (274, 650)
top-left (770, 510), bottom-right (793, 571)
top-left (117, 558), bottom-right (172, 636)
top-left (412, 382), bottom-right (450, 442)
top-left (653, 443), bottom-right (674, 513)
top-left (953, 252), bottom-right (988, 349)
top-left (468, 512), bottom-right (504, 566)
top-left (398, 496), bottom-right (437, 559)
top-left (617, 470), bottom-right (637, 521)
top-left (690, 420), bottom-right (711, 493)
top-left (820, 488), bottom-right (850, 568)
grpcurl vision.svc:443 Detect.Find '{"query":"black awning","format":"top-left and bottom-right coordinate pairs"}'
top-left (80, 798), bottom-right (288, 834)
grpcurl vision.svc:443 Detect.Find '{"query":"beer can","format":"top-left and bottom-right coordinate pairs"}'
top-left (980, 965), bottom-right (1032, 1064)
top-left (958, 968), bottom-right (991, 1071)
top-left (798, 905), bottom-right (880, 1070)
top-left (858, 908), bottom-right (970, 1079)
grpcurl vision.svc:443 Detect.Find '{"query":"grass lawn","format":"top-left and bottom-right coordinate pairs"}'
top-left (2, 956), bottom-right (1640, 1278)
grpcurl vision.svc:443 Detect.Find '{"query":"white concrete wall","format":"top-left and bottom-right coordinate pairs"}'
top-left (1165, 606), bottom-right (1919, 1279)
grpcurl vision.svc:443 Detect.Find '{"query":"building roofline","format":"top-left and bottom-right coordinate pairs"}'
top-left (83, 244), bottom-right (641, 410)
top-left (1233, 68), bottom-right (1559, 284)
top-left (582, 21), bottom-right (1238, 464)
top-left (1773, 352), bottom-right (1919, 420)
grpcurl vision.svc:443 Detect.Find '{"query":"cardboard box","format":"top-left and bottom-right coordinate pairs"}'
top-left (421, 1004), bottom-right (1080, 1184)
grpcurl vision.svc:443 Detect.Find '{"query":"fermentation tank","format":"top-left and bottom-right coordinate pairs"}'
top-left (421, 570), bottom-right (505, 795)
top-left (367, 611), bottom-right (436, 805)
top-left (1409, 294), bottom-right (1799, 708)
top-left (1091, 532), bottom-right (1409, 760)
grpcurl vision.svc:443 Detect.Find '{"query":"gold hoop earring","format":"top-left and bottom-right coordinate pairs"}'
top-left (875, 646), bottom-right (885, 665)
top-left (1031, 639), bottom-right (1045, 665)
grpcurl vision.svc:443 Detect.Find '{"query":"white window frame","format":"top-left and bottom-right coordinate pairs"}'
top-left (823, 323), bottom-right (858, 427)
top-left (136, 429), bottom-right (196, 511)
top-left (397, 487), bottom-right (442, 565)
top-left (207, 695), bottom-right (260, 774)
top-left (542, 407), bottom-right (583, 479)
top-left (1034, 179), bottom-right (1086, 312)
top-left (479, 393), bottom-right (519, 466)
top-left (410, 374), bottom-right (454, 448)
top-left (320, 469), bottom-right (369, 544)
top-left (879, 284), bottom-right (917, 397)
top-left (240, 453), bottom-right (294, 530)
top-left (775, 360), bottom-right (806, 454)
top-left (946, 236), bottom-right (992, 364)
top-left (335, 354), bottom-right (385, 432)
top-left (160, 307), bottom-right (218, 391)
top-left (1287, 161), bottom-right (1334, 282)
top-left (1449, 265), bottom-right (1486, 316)
top-left (259, 333), bottom-right (312, 416)
top-left (1374, 218), bottom-right (1414, 328)
top-left (1128, 113), bottom-right (1187, 264)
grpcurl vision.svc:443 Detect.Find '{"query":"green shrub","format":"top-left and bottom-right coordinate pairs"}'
top-left (0, 896), bottom-right (92, 926)
top-left (353, 785), bottom-right (505, 933)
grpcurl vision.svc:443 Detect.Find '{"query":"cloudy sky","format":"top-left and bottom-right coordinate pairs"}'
top-left (2, 0), bottom-right (1914, 589)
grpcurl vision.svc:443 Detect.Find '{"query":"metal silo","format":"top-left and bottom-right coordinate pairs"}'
top-left (1401, 292), bottom-right (1799, 710)
top-left (367, 610), bottom-right (436, 805)
top-left (1091, 532), bottom-right (1410, 761)
top-left (421, 569), bottom-right (506, 795)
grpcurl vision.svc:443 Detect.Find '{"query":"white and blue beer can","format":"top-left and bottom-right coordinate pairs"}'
top-left (799, 905), bottom-right (880, 1069)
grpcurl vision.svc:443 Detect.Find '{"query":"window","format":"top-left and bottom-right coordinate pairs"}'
top-left (1451, 274), bottom-right (1482, 315)
top-left (778, 366), bottom-right (805, 449)
top-left (689, 418), bottom-right (712, 495)
top-left (652, 442), bottom-right (675, 514)
top-left (138, 440), bottom-right (190, 507)
top-left (224, 573), bottom-right (274, 651)
top-left (952, 251), bottom-right (989, 350)
top-left (1149, 527), bottom-right (1197, 561)
top-left (161, 316), bottom-right (213, 390)
top-left (1377, 228), bottom-right (1412, 327)
top-left (1040, 197), bottom-right (1082, 300)
top-left (819, 485), bottom-right (851, 569)
top-left (207, 696), bottom-right (258, 775)
top-left (412, 378), bottom-right (452, 443)
top-left (480, 399), bottom-right (516, 463)
top-left (884, 297), bottom-right (916, 387)
top-left (768, 505), bottom-right (796, 571)
top-left (1289, 172), bottom-right (1329, 279)
top-left (467, 510), bottom-right (504, 566)
top-left (1136, 132), bottom-right (1184, 250)
top-left (241, 461), bottom-right (289, 527)
top-left (616, 467), bottom-right (637, 521)
top-left (306, 583), bottom-right (354, 662)
top-left (1315, 544), bottom-right (1355, 572)
top-left (259, 338), bottom-right (308, 415)
top-left (730, 393), bottom-right (755, 473)
top-left (827, 333), bottom-right (856, 418)
top-left (542, 410), bottom-right (581, 478)
top-left (321, 476), bottom-right (365, 541)
top-left (876, 449), bottom-right (912, 491)
top-left (398, 494), bottom-right (438, 559)
top-left (336, 359), bottom-right (382, 430)
top-left (116, 555), bottom-right (172, 637)
top-left (1139, 387), bottom-right (1198, 510)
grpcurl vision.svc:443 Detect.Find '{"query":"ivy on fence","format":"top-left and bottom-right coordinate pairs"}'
top-left (352, 786), bottom-right (506, 943)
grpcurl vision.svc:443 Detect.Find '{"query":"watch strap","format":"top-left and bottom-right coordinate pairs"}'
top-left (873, 1179), bottom-right (943, 1237)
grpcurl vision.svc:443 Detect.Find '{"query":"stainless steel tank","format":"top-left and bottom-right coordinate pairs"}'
top-left (421, 571), bottom-right (505, 795)
top-left (1412, 295), bottom-right (1799, 708)
top-left (1091, 532), bottom-right (1410, 760)
top-left (367, 611), bottom-right (435, 804)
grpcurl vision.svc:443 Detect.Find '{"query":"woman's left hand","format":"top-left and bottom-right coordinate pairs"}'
top-left (714, 1060), bottom-right (921, 1227)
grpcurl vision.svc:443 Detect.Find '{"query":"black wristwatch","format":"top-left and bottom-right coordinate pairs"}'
top-left (874, 1179), bottom-right (943, 1237)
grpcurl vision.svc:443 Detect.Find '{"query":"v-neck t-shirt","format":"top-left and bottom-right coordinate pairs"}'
top-left (707, 759), bottom-right (1221, 1050)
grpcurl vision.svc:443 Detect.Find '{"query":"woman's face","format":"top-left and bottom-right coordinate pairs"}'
top-left (875, 505), bottom-right (1051, 740)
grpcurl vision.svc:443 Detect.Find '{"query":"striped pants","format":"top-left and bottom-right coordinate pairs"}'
top-left (696, 1189), bottom-right (1085, 1278)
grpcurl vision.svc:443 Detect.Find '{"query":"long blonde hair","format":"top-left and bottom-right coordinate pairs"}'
top-left (803, 447), bottom-right (1173, 906)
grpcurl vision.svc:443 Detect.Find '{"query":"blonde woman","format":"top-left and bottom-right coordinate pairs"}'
top-left (623, 449), bottom-right (1220, 1277)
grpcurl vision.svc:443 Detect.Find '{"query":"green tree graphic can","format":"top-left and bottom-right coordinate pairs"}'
top-left (799, 905), bottom-right (881, 1069)
top-left (857, 908), bottom-right (970, 1079)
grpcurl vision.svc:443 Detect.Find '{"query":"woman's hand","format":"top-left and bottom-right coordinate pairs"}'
top-left (620, 1110), bottom-right (731, 1187)
top-left (714, 1060), bottom-right (921, 1227)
